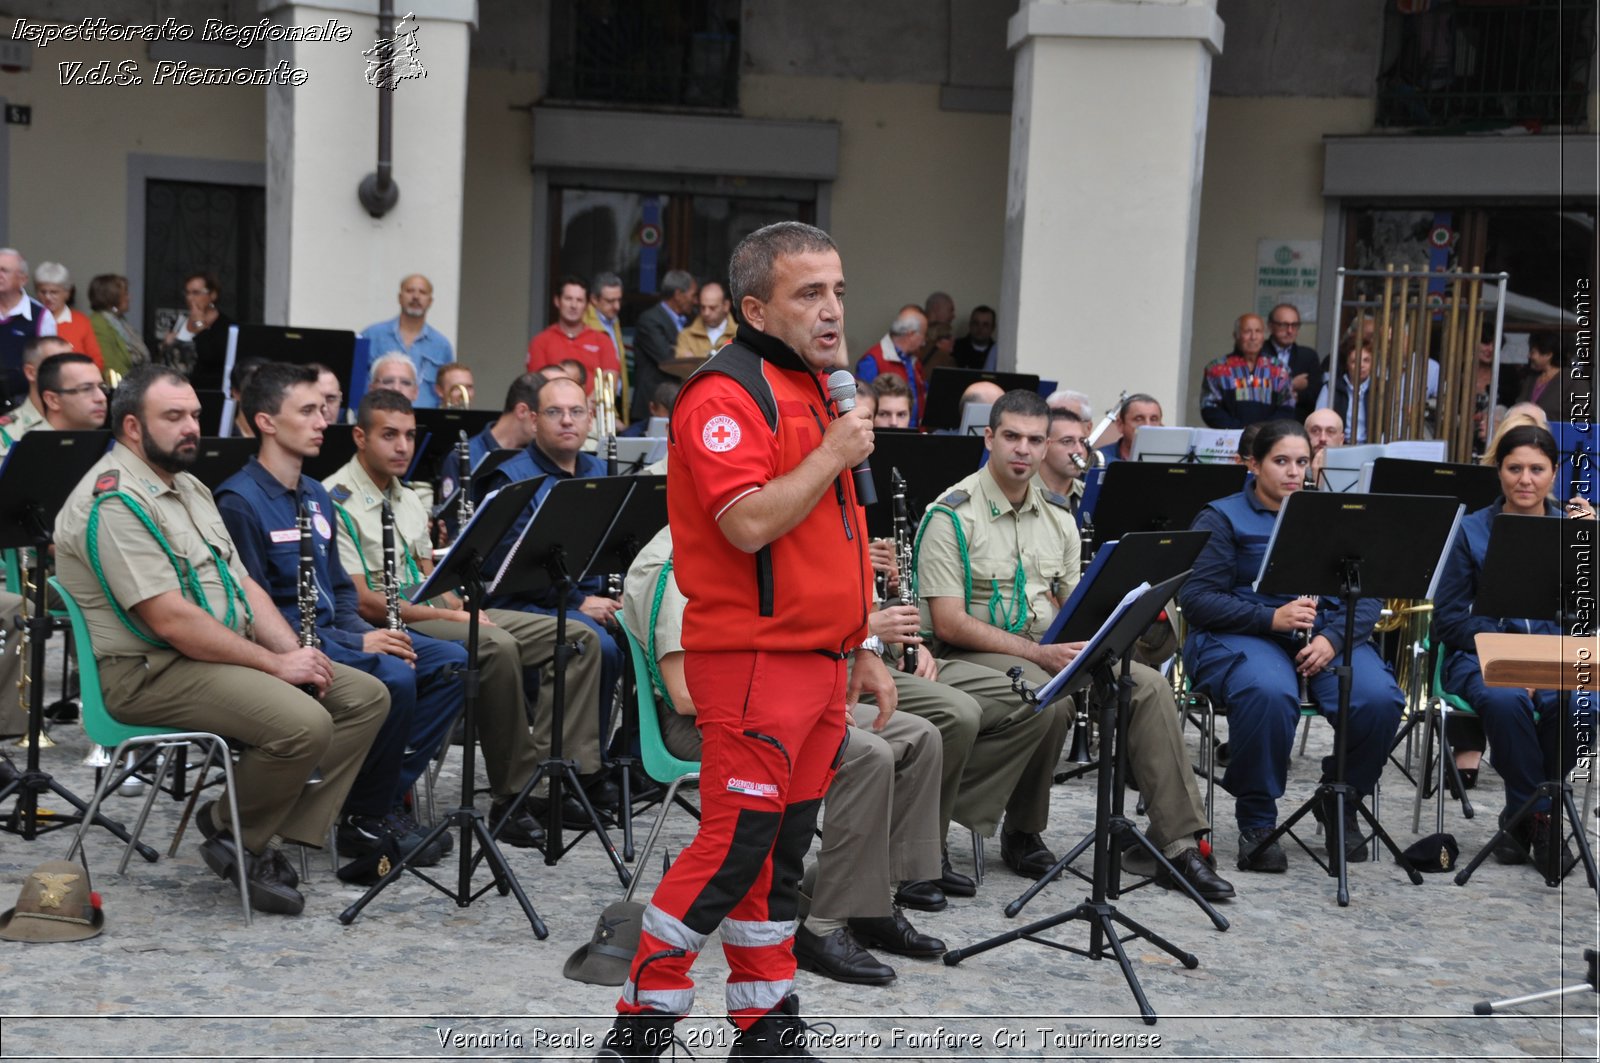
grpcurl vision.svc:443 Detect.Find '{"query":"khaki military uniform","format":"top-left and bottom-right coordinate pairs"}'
top-left (0, 398), bottom-right (45, 460)
top-left (623, 526), bottom-right (941, 919)
top-left (54, 443), bottom-right (388, 854)
top-left (915, 465), bottom-right (1209, 851)
top-left (324, 456), bottom-right (603, 787)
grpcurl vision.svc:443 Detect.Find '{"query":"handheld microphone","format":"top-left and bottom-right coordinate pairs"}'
top-left (826, 369), bottom-right (877, 506)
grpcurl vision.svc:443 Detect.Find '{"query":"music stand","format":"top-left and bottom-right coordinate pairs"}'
top-left (577, 475), bottom-right (668, 860)
top-left (864, 432), bottom-right (984, 539)
top-left (945, 573), bottom-right (1214, 1024)
top-left (408, 408), bottom-right (501, 482)
top-left (233, 324), bottom-right (356, 392)
top-left (300, 424), bottom-right (357, 483)
top-left (1453, 513), bottom-right (1599, 891)
top-left (1246, 490), bottom-right (1462, 906)
top-left (1043, 531), bottom-right (1211, 783)
top-left (188, 437), bottom-right (258, 492)
top-left (614, 437), bottom-right (666, 473)
top-left (490, 476), bottom-right (633, 884)
top-left (1316, 443), bottom-right (1383, 493)
top-left (1090, 462), bottom-right (1245, 545)
top-left (0, 431), bottom-right (155, 858)
top-left (1368, 458), bottom-right (1501, 513)
top-left (338, 475), bottom-right (547, 932)
top-left (196, 390), bottom-right (229, 437)
top-left (921, 368), bottom-right (1041, 430)
top-left (1129, 427), bottom-right (1197, 463)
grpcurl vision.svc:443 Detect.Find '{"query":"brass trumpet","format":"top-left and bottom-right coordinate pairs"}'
top-left (446, 382), bottom-right (471, 409)
top-left (593, 369), bottom-right (619, 476)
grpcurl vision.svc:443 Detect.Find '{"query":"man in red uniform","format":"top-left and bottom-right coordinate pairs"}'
top-left (526, 274), bottom-right (618, 380)
top-left (599, 222), bottom-right (895, 1061)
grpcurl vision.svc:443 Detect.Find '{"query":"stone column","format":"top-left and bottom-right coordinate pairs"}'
top-left (261, 0), bottom-right (475, 341)
top-left (1001, 0), bottom-right (1222, 420)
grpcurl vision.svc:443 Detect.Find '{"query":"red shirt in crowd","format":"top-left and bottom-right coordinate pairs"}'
top-left (526, 324), bottom-right (619, 378)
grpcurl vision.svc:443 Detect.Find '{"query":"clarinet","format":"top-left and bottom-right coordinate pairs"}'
top-left (455, 430), bottom-right (474, 527)
top-left (891, 468), bottom-right (918, 673)
top-left (1292, 596), bottom-right (1315, 709)
top-left (296, 509), bottom-right (320, 696)
top-left (381, 500), bottom-right (403, 631)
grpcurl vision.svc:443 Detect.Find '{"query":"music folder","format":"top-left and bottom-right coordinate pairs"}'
top-left (1255, 490), bottom-right (1462, 603)
top-left (921, 367), bottom-right (1041, 430)
top-left (1042, 530), bottom-right (1210, 645)
top-left (1032, 571), bottom-right (1189, 710)
top-left (409, 476), bottom-right (543, 604)
top-left (1367, 457), bottom-right (1501, 514)
top-left (0, 430), bottom-right (113, 548)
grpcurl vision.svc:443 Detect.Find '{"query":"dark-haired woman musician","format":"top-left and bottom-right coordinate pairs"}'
top-left (1432, 423), bottom-right (1592, 874)
top-left (1179, 419), bottom-right (1404, 872)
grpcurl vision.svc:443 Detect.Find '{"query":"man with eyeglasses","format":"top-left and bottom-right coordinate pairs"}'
top-left (1266, 303), bottom-right (1322, 422)
top-left (36, 353), bottom-right (108, 432)
top-left (480, 374), bottom-right (625, 822)
top-left (1037, 406), bottom-right (1089, 520)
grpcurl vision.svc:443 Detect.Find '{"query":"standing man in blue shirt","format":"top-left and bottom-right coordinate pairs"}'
top-left (359, 274), bottom-right (455, 410)
top-left (216, 362), bottom-right (465, 865)
top-left (481, 373), bottom-right (623, 820)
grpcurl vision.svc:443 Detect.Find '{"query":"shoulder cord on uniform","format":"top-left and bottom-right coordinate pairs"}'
top-left (333, 501), bottom-right (422, 592)
top-left (644, 558), bottom-right (677, 716)
top-left (85, 490), bottom-right (252, 647)
top-left (913, 503), bottom-right (1029, 635)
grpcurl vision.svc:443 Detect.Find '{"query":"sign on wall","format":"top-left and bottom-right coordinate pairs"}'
top-left (1255, 239), bottom-right (1320, 322)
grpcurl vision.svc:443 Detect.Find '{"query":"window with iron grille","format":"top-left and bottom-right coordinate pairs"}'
top-left (547, 0), bottom-right (741, 111)
top-left (1377, 0), bottom-right (1595, 131)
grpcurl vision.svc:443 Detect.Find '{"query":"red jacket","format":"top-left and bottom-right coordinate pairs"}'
top-left (668, 324), bottom-right (873, 654)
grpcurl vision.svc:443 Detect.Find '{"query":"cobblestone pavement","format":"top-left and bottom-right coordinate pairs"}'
top-left (1, 659), bottom-right (1596, 1061)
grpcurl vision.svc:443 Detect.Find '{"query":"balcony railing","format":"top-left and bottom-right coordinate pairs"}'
top-left (1376, 0), bottom-right (1594, 130)
top-left (546, 0), bottom-right (740, 111)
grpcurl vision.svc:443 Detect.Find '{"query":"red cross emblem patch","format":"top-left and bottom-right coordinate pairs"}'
top-left (702, 415), bottom-right (741, 453)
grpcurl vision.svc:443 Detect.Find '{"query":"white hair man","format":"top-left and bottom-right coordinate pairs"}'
top-left (368, 352), bottom-right (419, 404)
top-left (856, 304), bottom-right (929, 427)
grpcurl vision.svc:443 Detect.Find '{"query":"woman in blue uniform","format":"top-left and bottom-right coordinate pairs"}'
top-left (1180, 419), bottom-right (1404, 872)
top-left (1432, 423), bottom-right (1591, 875)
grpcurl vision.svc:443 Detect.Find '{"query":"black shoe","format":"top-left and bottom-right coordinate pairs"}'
top-left (892, 878), bottom-right (947, 913)
top-left (729, 994), bottom-right (822, 1059)
top-left (489, 798), bottom-right (546, 849)
top-left (390, 806), bottom-right (452, 857)
top-left (196, 800), bottom-right (300, 889)
top-left (846, 908), bottom-right (946, 958)
top-left (1492, 810), bottom-right (1532, 864)
top-left (1000, 828), bottom-right (1058, 878)
top-left (792, 925), bottom-right (895, 985)
top-left (338, 812), bottom-right (444, 868)
top-left (1237, 827), bottom-right (1288, 872)
top-left (1530, 811), bottom-right (1575, 880)
top-left (529, 791), bottom-right (600, 830)
top-left (582, 772), bottom-right (623, 812)
top-left (595, 1010), bottom-right (682, 1061)
top-left (1156, 846), bottom-right (1236, 901)
top-left (199, 835), bottom-right (305, 916)
top-left (1313, 796), bottom-right (1368, 864)
top-left (934, 850), bottom-right (976, 897)
top-left (1215, 741), bottom-right (1230, 766)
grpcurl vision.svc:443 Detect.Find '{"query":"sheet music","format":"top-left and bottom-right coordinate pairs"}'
top-left (1382, 439), bottom-right (1447, 462)
top-left (1191, 429), bottom-right (1243, 464)
top-left (425, 484), bottom-right (504, 585)
top-left (1031, 581), bottom-right (1149, 708)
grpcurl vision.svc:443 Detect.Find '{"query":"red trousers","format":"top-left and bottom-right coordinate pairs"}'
top-left (618, 649), bottom-right (847, 1028)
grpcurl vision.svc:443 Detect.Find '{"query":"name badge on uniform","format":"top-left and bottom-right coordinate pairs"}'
top-left (270, 528), bottom-right (298, 544)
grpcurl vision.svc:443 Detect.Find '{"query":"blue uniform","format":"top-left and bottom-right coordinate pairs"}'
top-left (216, 459), bottom-right (465, 813)
top-left (1432, 500), bottom-right (1587, 814)
top-left (480, 444), bottom-right (622, 749)
top-left (1179, 488), bottom-right (1404, 830)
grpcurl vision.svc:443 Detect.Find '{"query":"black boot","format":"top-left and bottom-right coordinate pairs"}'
top-left (594, 1010), bottom-right (681, 1061)
top-left (729, 994), bottom-right (822, 1060)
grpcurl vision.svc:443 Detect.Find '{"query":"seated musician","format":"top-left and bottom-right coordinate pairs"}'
top-left (1038, 404), bottom-right (1089, 518)
top-left (622, 524), bottom-right (948, 985)
top-left (479, 372), bottom-right (623, 818)
top-left (915, 389), bottom-right (1233, 900)
top-left (1180, 419), bottom-right (1404, 872)
top-left (0, 336), bottom-right (74, 455)
top-left (1095, 393), bottom-right (1162, 465)
top-left (54, 365), bottom-right (390, 914)
top-left (869, 373), bottom-right (913, 429)
top-left (1432, 423), bottom-right (1593, 876)
top-left (466, 374), bottom-right (539, 466)
top-left (216, 362), bottom-right (464, 867)
top-left (322, 388), bottom-right (612, 847)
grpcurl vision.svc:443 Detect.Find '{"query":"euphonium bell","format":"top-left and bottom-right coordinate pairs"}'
top-left (82, 743), bottom-right (113, 768)
top-left (448, 382), bottom-right (471, 409)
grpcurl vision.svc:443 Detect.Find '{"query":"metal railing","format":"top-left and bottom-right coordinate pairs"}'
top-left (546, 1), bottom-right (740, 111)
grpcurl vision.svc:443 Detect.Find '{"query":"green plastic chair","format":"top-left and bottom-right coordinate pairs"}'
top-left (617, 619), bottom-right (700, 903)
top-left (52, 576), bottom-right (253, 924)
top-left (2, 549), bottom-right (18, 594)
top-left (1410, 637), bottom-right (1478, 833)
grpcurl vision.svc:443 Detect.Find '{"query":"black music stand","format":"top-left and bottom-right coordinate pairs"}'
top-left (1453, 514), bottom-right (1599, 891)
top-left (945, 573), bottom-right (1212, 1024)
top-left (579, 476), bottom-right (668, 861)
top-left (863, 432), bottom-right (985, 538)
top-left (1368, 458), bottom-right (1502, 513)
top-left (1044, 532), bottom-right (1212, 783)
top-left (300, 424), bottom-right (357, 483)
top-left (435, 449), bottom-right (519, 542)
top-left (0, 431), bottom-right (155, 858)
top-left (490, 477), bottom-right (632, 885)
top-left (339, 475), bottom-right (547, 931)
top-left (408, 408), bottom-right (500, 482)
top-left (921, 368), bottom-right (1041, 430)
top-left (1245, 491), bottom-right (1461, 906)
top-left (188, 437), bottom-right (259, 492)
top-left (1090, 462), bottom-right (1246, 545)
